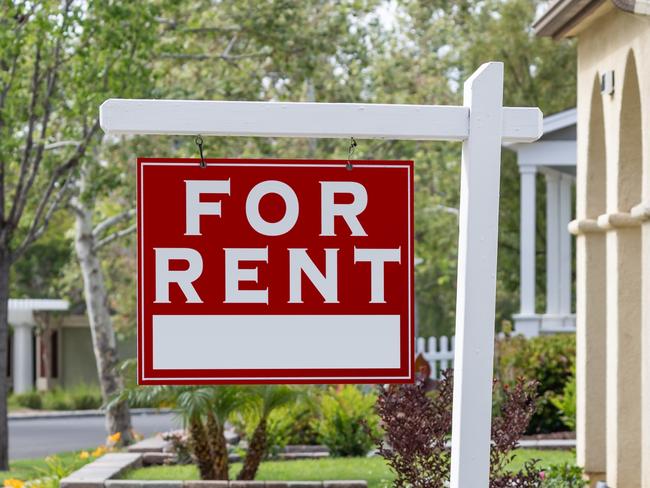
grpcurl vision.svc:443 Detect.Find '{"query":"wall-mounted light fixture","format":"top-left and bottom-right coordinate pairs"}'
top-left (601, 70), bottom-right (615, 96)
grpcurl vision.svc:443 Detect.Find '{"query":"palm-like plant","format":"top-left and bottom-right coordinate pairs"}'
top-left (204, 387), bottom-right (247, 479)
top-left (112, 380), bottom-right (245, 480)
top-left (115, 385), bottom-right (215, 478)
top-left (175, 387), bottom-right (217, 479)
top-left (237, 385), bottom-right (299, 480)
top-left (112, 363), bottom-right (300, 481)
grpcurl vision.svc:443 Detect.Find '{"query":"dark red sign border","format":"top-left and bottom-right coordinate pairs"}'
top-left (137, 158), bottom-right (415, 385)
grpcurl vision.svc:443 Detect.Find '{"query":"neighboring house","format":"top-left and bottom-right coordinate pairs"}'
top-left (506, 108), bottom-right (577, 338)
top-left (8, 299), bottom-right (135, 394)
top-left (536, 2), bottom-right (650, 487)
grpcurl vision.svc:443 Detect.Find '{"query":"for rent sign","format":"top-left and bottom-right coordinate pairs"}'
top-left (137, 158), bottom-right (414, 384)
top-left (106, 63), bottom-right (542, 486)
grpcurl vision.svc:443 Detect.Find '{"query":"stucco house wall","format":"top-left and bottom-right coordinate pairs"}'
top-left (576, 8), bottom-right (650, 488)
top-left (537, 2), bottom-right (650, 486)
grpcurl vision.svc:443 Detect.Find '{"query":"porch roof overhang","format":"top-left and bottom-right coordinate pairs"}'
top-left (8, 298), bottom-right (69, 326)
top-left (507, 109), bottom-right (577, 337)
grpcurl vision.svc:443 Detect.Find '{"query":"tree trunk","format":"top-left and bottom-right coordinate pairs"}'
top-left (188, 417), bottom-right (215, 480)
top-left (206, 412), bottom-right (229, 479)
top-left (0, 251), bottom-right (10, 469)
top-left (238, 417), bottom-right (268, 481)
top-left (72, 194), bottom-right (133, 444)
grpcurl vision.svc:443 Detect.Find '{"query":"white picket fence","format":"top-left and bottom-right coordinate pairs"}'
top-left (416, 335), bottom-right (456, 380)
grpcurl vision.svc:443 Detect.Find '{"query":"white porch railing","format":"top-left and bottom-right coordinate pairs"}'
top-left (416, 335), bottom-right (456, 380)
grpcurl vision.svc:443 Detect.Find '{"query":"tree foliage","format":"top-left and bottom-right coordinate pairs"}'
top-left (6, 0), bottom-right (577, 347)
top-left (0, 0), bottom-right (159, 467)
top-left (368, 0), bottom-right (576, 334)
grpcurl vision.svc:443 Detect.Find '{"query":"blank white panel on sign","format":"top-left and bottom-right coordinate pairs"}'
top-left (153, 314), bottom-right (401, 370)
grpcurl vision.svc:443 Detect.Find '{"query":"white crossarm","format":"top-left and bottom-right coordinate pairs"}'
top-left (100, 99), bottom-right (541, 143)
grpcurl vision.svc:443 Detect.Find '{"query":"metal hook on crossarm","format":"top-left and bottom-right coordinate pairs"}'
top-left (195, 135), bottom-right (206, 168)
top-left (347, 136), bottom-right (357, 171)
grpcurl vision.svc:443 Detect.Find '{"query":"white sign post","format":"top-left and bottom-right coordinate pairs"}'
top-left (100, 62), bottom-right (542, 488)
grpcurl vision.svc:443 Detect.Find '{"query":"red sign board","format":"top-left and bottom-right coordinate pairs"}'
top-left (137, 158), bottom-right (414, 384)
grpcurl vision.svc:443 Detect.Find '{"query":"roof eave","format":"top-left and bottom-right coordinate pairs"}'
top-left (533, 0), bottom-right (606, 39)
top-left (535, 0), bottom-right (650, 38)
top-left (611, 0), bottom-right (650, 14)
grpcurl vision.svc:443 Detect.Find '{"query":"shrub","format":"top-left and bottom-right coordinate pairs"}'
top-left (550, 369), bottom-right (576, 430)
top-left (68, 384), bottom-right (103, 410)
top-left (540, 463), bottom-right (587, 487)
top-left (42, 389), bottom-right (72, 410)
top-left (314, 385), bottom-right (379, 457)
top-left (29, 384), bottom-right (104, 411)
top-left (373, 370), bottom-right (542, 487)
top-left (13, 391), bottom-right (43, 410)
top-left (495, 334), bottom-right (575, 433)
top-left (372, 373), bottom-right (454, 485)
top-left (231, 403), bottom-right (293, 457)
top-left (282, 393), bottom-right (321, 445)
top-left (230, 387), bottom-right (321, 454)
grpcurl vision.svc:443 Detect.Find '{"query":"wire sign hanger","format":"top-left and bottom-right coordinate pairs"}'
top-left (195, 135), bottom-right (206, 168)
top-left (347, 136), bottom-right (357, 171)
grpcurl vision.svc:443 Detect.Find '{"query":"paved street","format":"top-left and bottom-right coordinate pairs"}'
top-left (9, 411), bottom-right (180, 460)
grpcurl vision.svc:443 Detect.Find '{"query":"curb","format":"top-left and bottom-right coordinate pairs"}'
top-left (9, 408), bottom-right (174, 421)
top-left (106, 483), bottom-right (366, 488)
top-left (60, 453), bottom-right (367, 488)
top-left (517, 438), bottom-right (576, 450)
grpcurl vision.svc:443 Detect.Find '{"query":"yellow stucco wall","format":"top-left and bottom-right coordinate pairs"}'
top-left (573, 5), bottom-right (650, 488)
top-left (577, 7), bottom-right (650, 206)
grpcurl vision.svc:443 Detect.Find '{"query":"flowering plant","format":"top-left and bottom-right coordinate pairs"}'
top-left (3, 431), bottom-right (127, 488)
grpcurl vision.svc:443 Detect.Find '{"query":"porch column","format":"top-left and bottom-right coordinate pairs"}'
top-left (559, 174), bottom-right (574, 320)
top-left (514, 165), bottom-right (540, 337)
top-left (12, 322), bottom-right (34, 394)
top-left (572, 222), bottom-right (607, 479)
top-left (603, 221), bottom-right (642, 487)
top-left (575, 73), bottom-right (606, 481)
top-left (545, 172), bottom-right (561, 320)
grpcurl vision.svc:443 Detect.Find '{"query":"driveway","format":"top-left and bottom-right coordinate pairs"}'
top-left (9, 411), bottom-right (180, 460)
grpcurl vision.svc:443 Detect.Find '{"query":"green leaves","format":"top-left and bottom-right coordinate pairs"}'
top-left (370, 0), bottom-right (577, 335)
top-left (495, 334), bottom-right (576, 433)
top-left (0, 0), bottom-right (159, 279)
top-left (5, 0), bottom-right (578, 338)
top-left (314, 385), bottom-right (379, 457)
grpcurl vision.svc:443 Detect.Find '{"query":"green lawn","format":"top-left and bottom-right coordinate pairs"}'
top-left (0, 450), bottom-right (89, 482)
top-left (124, 450), bottom-right (575, 487)
top-left (507, 449), bottom-right (575, 472)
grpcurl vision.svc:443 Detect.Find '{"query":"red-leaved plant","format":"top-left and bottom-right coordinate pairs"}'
top-left (372, 370), bottom-right (542, 487)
